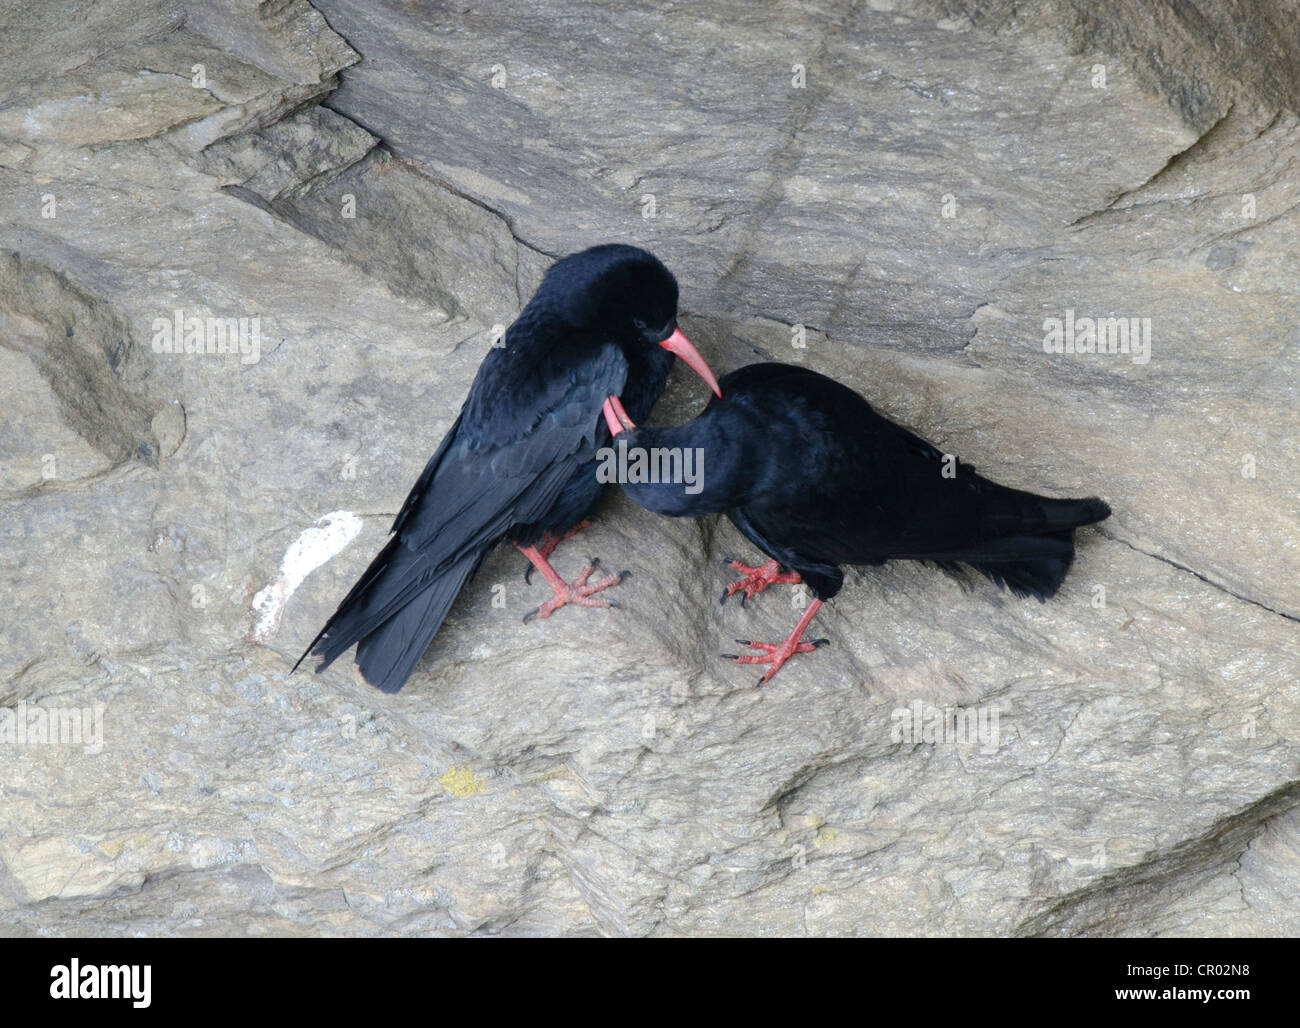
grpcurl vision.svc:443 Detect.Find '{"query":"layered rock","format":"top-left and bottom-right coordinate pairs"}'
top-left (0, 0), bottom-right (1296, 936)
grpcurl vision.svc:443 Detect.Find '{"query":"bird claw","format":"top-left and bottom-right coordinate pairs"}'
top-left (721, 558), bottom-right (802, 606)
top-left (524, 558), bottom-right (625, 621)
top-left (521, 520), bottom-right (594, 583)
top-left (723, 634), bottom-right (826, 684)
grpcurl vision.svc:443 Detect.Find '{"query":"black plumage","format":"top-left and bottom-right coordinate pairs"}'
top-left (296, 244), bottom-right (720, 693)
top-left (603, 361), bottom-right (1110, 681)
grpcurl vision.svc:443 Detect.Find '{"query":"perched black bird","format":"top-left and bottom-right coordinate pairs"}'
top-left (296, 244), bottom-right (721, 693)
top-left (602, 362), bottom-right (1110, 683)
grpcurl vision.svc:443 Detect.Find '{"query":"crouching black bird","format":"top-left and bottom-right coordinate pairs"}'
top-left (295, 244), bottom-right (721, 693)
top-left (601, 362), bottom-right (1110, 683)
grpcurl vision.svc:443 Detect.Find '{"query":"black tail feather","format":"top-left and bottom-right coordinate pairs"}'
top-left (352, 550), bottom-right (483, 692)
top-left (293, 538), bottom-right (486, 692)
top-left (932, 494), bottom-right (1110, 601)
top-left (1036, 496), bottom-right (1111, 532)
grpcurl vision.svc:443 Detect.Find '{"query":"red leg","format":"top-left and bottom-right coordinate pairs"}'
top-left (722, 599), bottom-right (828, 685)
top-left (523, 519), bottom-right (593, 583)
top-left (517, 543), bottom-right (626, 622)
top-left (720, 557), bottom-right (802, 607)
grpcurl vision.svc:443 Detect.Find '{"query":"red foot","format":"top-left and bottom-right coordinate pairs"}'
top-left (720, 557), bottom-right (802, 606)
top-left (517, 544), bottom-right (626, 622)
top-left (523, 519), bottom-right (593, 583)
top-left (721, 599), bottom-right (827, 684)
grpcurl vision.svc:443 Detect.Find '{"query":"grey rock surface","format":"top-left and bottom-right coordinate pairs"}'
top-left (0, 0), bottom-right (1296, 936)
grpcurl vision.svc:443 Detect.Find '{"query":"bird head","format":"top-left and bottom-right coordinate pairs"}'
top-left (543, 245), bottom-right (721, 397)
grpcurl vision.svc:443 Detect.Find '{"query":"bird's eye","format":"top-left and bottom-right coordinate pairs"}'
top-left (632, 317), bottom-right (648, 331)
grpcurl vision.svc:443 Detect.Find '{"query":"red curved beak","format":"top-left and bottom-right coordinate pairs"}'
top-left (602, 394), bottom-right (636, 436)
top-left (660, 327), bottom-right (721, 397)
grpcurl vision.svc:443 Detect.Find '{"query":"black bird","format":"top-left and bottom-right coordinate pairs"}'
top-left (601, 362), bottom-right (1110, 683)
top-left (296, 244), bottom-right (721, 693)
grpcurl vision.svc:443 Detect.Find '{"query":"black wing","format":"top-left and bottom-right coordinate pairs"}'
top-left (298, 338), bottom-right (628, 677)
